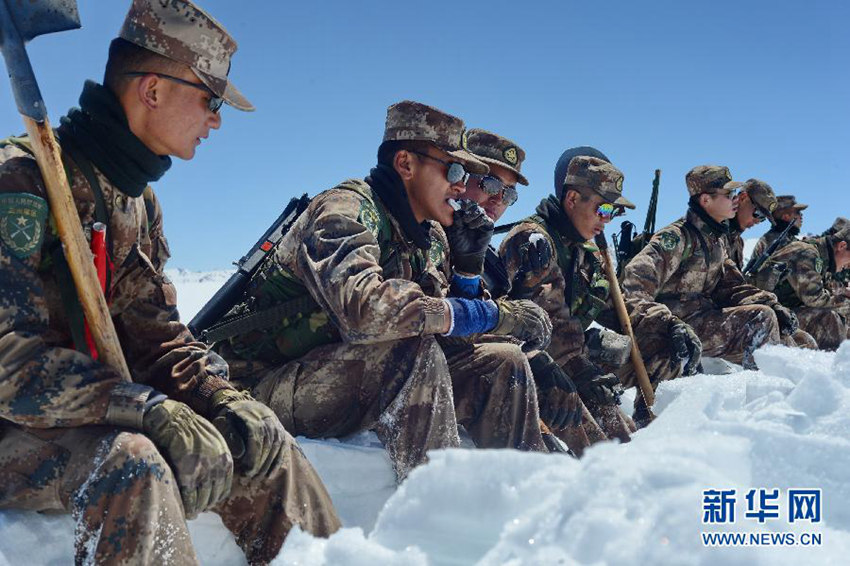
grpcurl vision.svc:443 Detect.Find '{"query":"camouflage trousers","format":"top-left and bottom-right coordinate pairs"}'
top-left (236, 335), bottom-right (547, 481)
top-left (552, 400), bottom-right (636, 457)
top-left (795, 306), bottom-right (850, 351)
top-left (684, 304), bottom-right (781, 369)
top-left (0, 423), bottom-right (340, 565)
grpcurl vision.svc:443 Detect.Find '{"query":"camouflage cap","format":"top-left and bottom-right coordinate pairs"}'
top-left (831, 217), bottom-right (849, 233)
top-left (563, 156), bottom-right (635, 209)
top-left (463, 129), bottom-right (528, 185)
top-left (832, 225), bottom-right (850, 246)
top-left (383, 101), bottom-right (488, 174)
top-left (741, 179), bottom-right (778, 215)
top-left (774, 195), bottom-right (808, 213)
top-left (119, 0), bottom-right (253, 112)
top-left (685, 165), bottom-right (743, 196)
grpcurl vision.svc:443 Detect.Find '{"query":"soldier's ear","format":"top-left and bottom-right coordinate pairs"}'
top-left (137, 74), bottom-right (161, 110)
top-left (394, 150), bottom-right (416, 181)
top-left (699, 193), bottom-right (711, 208)
top-left (564, 189), bottom-right (579, 211)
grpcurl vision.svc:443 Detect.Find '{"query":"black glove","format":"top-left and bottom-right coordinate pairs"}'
top-left (669, 319), bottom-right (702, 376)
top-left (773, 304), bottom-right (799, 337)
top-left (564, 356), bottom-right (624, 406)
top-left (585, 327), bottom-right (632, 367)
top-left (518, 233), bottom-right (553, 275)
top-left (444, 199), bottom-right (494, 275)
top-left (491, 298), bottom-right (552, 351)
top-left (529, 352), bottom-right (582, 430)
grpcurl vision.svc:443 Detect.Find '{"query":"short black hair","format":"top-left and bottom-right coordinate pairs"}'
top-left (563, 185), bottom-right (593, 203)
top-left (377, 140), bottom-right (437, 166)
top-left (103, 38), bottom-right (186, 97)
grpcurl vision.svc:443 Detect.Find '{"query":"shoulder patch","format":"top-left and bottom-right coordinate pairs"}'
top-left (357, 198), bottom-right (382, 240)
top-left (659, 231), bottom-right (680, 252)
top-left (428, 237), bottom-right (445, 267)
top-left (814, 257), bottom-right (824, 274)
top-left (0, 193), bottom-right (48, 259)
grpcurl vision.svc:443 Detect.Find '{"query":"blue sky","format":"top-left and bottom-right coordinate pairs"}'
top-left (1, 0), bottom-right (847, 270)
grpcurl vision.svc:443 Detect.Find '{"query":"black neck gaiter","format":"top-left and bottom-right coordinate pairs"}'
top-left (57, 81), bottom-right (171, 198)
top-left (536, 195), bottom-right (586, 243)
top-left (365, 164), bottom-right (431, 250)
top-left (773, 219), bottom-right (801, 238)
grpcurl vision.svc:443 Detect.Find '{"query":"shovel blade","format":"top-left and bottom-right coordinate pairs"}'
top-left (6, 0), bottom-right (80, 42)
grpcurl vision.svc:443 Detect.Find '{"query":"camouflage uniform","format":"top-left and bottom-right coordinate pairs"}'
top-left (621, 166), bottom-right (783, 370)
top-left (0, 3), bottom-right (339, 564)
top-left (217, 102), bottom-right (546, 481)
top-left (768, 233), bottom-right (850, 350)
top-left (725, 179), bottom-right (779, 270)
top-left (751, 195), bottom-right (808, 262)
top-left (501, 156), bottom-right (639, 445)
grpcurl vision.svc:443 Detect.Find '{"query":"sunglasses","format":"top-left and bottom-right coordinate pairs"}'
top-left (752, 207), bottom-right (768, 222)
top-left (408, 150), bottom-right (470, 184)
top-left (718, 188), bottom-right (740, 200)
top-left (471, 174), bottom-right (518, 206)
top-left (596, 202), bottom-right (626, 221)
top-left (124, 71), bottom-right (224, 113)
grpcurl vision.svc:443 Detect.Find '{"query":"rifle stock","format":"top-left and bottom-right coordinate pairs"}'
top-left (742, 220), bottom-right (797, 276)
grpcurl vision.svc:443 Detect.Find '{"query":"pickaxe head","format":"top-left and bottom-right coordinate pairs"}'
top-left (4, 0), bottom-right (80, 42)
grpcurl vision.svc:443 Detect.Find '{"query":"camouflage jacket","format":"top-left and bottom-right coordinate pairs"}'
top-left (499, 200), bottom-right (610, 367)
top-left (770, 237), bottom-right (850, 310)
top-left (221, 179), bottom-right (450, 368)
top-left (726, 223), bottom-right (745, 270)
top-left (621, 208), bottom-right (778, 334)
top-left (0, 142), bottom-right (233, 430)
top-left (752, 225), bottom-right (797, 262)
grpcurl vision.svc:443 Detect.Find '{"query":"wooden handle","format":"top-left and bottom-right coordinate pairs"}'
top-left (24, 115), bottom-right (132, 382)
top-left (599, 245), bottom-right (655, 407)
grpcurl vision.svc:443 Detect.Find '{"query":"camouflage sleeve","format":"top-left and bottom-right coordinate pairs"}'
top-left (0, 149), bottom-right (131, 428)
top-left (294, 189), bottom-right (447, 343)
top-left (620, 226), bottom-right (684, 334)
top-left (141, 185), bottom-right (170, 273)
top-left (110, 246), bottom-right (234, 418)
top-left (499, 223), bottom-right (586, 366)
top-left (751, 236), bottom-right (767, 264)
top-left (784, 249), bottom-right (850, 309)
top-left (711, 259), bottom-right (780, 308)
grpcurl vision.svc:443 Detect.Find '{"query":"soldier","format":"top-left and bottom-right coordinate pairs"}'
top-left (621, 165), bottom-right (798, 382)
top-left (766, 226), bottom-right (850, 350)
top-left (0, 2), bottom-right (340, 564)
top-left (214, 101), bottom-right (551, 482)
top-left (821, 217), bottom-right (850, 288)
top-left (500, 147), bottom-right (645, 440)
top-left (751, 195), bottom-right (808, 260)
top-left (725, 179), bottom-right (778, 270)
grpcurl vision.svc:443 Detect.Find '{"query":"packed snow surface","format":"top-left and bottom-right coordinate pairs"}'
top-left (2, 267), bottom-right (848, 565)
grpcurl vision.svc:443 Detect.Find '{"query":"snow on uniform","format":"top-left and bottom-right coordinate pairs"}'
top-left (621, 166), bottom-right (783, 370)
top-left (500, 157), bottom-right (644, 446)
top-left (0, 2), bottom-right (339, 563)
top-left (217, 102), bottom-right (546, 482)
top-left (769, 235), bottom-right (850, 350)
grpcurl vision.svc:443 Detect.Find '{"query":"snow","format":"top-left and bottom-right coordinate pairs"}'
top-left (2, 270), bottom-right (849, 565)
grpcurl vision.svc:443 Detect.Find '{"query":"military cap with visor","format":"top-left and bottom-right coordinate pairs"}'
top-left (562, 156), bottom-right (635, 209)
top-left (383, 100), bottom-right (488, 175)
top-left (119, 0), bottom-right (253, 111)
top-left (686, 165), bottom-right (743, 197)
top-left (463, 129), bottom-right (528, 185)
top-left (741, 178), bottom-right (779, 216)
top-left (774, 195), bottom-right (809, 213)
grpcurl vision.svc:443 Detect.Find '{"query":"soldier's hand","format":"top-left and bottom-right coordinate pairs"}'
top-left (565, 356), bottom-right (624, 406)
top-left (491, 298), bottom-right (552, 351)
top-left (669, 320), bottom-right (702, 376)
top-left (445, 199), bottom-right (494, 275)
top-left (143, 399), bottom-right (233, 519)
top-left (772, 304), bottom-right (799, 337)
top-left (585, 327), bottom-right (632, 367)
top-left (211, 389), bottom-right (287, 479)
top-left (518, 233), bottom-right (553, 275)
top-left (529, 352), bottom-right (582, 429)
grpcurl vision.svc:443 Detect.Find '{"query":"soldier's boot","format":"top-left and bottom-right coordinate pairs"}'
top-left (214, 431), bottom-right (341, 564)
top-left (0, 426), bottom-right (198, 565)
top-left (443, 341), bottom-right (548, 452)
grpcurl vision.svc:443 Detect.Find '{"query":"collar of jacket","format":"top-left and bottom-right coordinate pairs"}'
top-left (687, 200), bottom-right (729, 238)
top-left (816, 237), bottom-right (837, 274)
top-left (365, 163), bottom-right (431, 250)
top-left (535, 195), bottom-right (587, 245)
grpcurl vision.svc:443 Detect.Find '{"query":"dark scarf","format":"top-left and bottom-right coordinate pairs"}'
top-left (688, 196), bottom-right (729, 237)
top-left (365, 164), bottom-right (431, 250)
top-left (535, 195), bottom-right (586, 243)
top-left (57, 81), bottom-right (171, 198)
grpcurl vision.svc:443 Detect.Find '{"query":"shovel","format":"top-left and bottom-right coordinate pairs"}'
top-left (0, 0), bottom-right (132, 381)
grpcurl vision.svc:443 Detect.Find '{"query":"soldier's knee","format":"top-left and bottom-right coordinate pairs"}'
top-left (97, 432), bottom-right (172, 481)
top-left (487, 342), bottom-right (534, 387)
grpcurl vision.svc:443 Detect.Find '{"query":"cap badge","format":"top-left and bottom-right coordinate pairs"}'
top-left (503, 147), bottom-right (518, 166)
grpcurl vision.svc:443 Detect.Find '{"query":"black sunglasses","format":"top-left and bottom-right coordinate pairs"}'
top-left (124, 71), bottom-right (224, 113)
top-left (408, 150), bottom-right (470, 184)
top-left (470, 174), bottom-right (518, 206)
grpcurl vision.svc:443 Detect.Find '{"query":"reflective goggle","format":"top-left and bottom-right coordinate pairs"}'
top-left (720, 188), bottom-right (741, 200)
top-left (752, 207), bottom-right (768, 222)
top-left (596, 202), bottom-right (626, 220)
top-left (473, 174), bottom-right (519, 206)
top-left (408, 151), bottom-right (470, 184)
top-left (124, 71), bottom-right (224, 113)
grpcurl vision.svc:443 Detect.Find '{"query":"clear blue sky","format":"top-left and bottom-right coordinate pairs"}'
top-left (1, 0), bottom-right (847, 270)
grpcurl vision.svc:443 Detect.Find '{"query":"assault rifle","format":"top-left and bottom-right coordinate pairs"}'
top-left (188, 194), bottom-right (311, 341)
top-left (612, 169), bottom-right (660, 279)
top-left (742, 220), bottom-right (797, 276)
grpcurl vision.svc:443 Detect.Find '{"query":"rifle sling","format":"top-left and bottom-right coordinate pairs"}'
top-left (202, 294), bottom-right (319, 344)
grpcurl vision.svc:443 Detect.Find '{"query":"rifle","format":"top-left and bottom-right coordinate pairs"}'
top-left (613, 169), bottom-right (660, 279)
top-left (188, 194), bottom-right (311, 340)
top-left (742, 220), bottom-right (797, 276)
